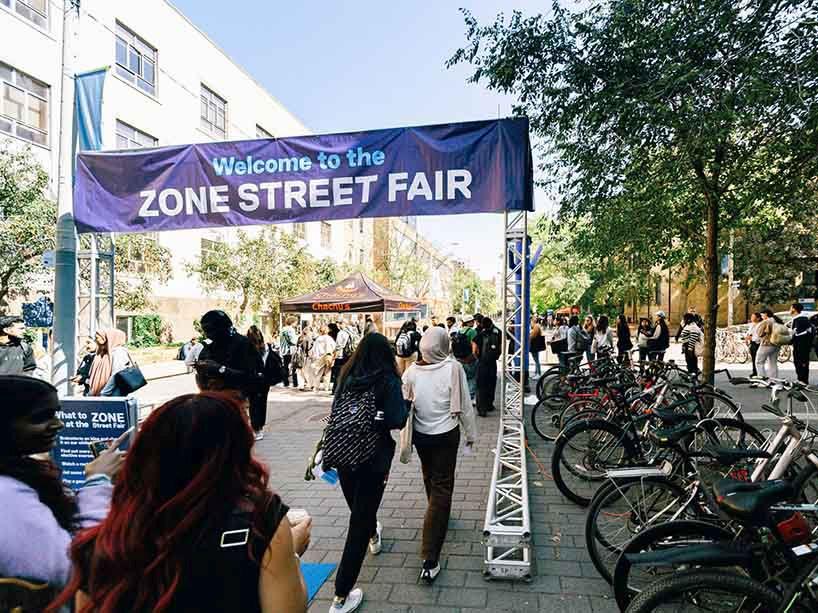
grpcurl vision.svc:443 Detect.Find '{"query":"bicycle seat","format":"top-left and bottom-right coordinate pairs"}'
top-left (701, 446), bottom-right (771, 465)
top-left (713, 478), bottom-right (795, 521)
top-left (650, 423), bottom-right (697, 447)
top-left (652, 408), bottom-right (699, 426)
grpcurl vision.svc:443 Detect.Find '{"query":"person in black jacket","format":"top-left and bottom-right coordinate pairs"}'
top-left (0, 316), bottom-right (35, 376)
top-left (70, 337), bottom-right (96, 395)
top-left (194, 311), bottom-right (265, 407)
top-left (329, 333), bottom-right (407, 613)
top-left (615, 315), bottom-right (633, 365)
top-left (647, 311), bottom-right (670, 362)
top-left (790, 303), bottom-right (814, 384)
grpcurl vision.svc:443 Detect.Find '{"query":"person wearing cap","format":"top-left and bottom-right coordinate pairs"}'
top-left (647, 310), bottom-right (670, 362)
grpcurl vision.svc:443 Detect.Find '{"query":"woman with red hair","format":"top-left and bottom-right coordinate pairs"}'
top-left (51, 393), bottom-right (311, 613)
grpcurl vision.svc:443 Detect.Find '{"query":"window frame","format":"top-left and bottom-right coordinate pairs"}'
top-left (200, 84), bottom-right (227, 140)
top-left (1, 0), bottom-right (48, 29)
top-left (115, 119), bottom-right (158, 150)
top-left (256, 124), bottom-right (273, 139)
top-left (0, 61), bottom-right (49, 147)
top-left (320, 222), bottom-right (332, 249)
top-left (114, 22), bottom-right (158, 97)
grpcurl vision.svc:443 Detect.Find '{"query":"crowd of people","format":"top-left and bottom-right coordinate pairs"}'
top-left (0, 309), bottom-right (490, 613)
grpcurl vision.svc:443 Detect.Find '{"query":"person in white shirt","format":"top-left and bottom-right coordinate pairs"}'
top-left (591, 315), bottom-right (614, 359)
top-left (310, 325), bottom-right (337, 392)
top-left (744, 312), bottom-right (762, 378)
top-left (402, 327), bottom-right (477, 585)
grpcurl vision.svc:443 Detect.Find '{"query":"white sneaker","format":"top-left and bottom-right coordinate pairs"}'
top-left (420, 561), bottom-right (441, 584)
top-left (254, 431), bottom-right (265, 441)
top-left (369, 521), bottom-right (382, 555)
top-left (330, 588), bottom-right (363, 612)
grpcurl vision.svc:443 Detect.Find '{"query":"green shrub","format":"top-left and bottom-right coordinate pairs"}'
top-left (130, 314), bottom-right (165, 348)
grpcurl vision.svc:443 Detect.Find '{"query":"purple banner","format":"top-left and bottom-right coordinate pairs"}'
top-left (73, 118), bottom-right (533, 234)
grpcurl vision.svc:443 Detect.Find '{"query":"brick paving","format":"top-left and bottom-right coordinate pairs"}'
top-left (252, 386), bottom-right (617, 612)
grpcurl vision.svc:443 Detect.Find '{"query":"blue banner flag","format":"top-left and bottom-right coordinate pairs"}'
top-left (74, 68), bottom-right (107, 153)
top-left (73, 118), bottom-right (533, 234)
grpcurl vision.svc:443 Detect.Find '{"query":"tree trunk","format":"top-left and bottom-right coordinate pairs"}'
top-left (702, 194), bottom-right (720, 385)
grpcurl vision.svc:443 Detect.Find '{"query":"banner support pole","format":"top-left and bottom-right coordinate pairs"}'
top-left (52, 0), bottom-right (80, 395)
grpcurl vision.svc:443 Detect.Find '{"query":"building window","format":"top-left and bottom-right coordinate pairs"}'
top-left (0, 61), bottom-right (49, 147)
top-left (124, 233), bottom-right (159, 274)
top-left (359, 248), bottom-right (365, 265)
top-left (200, 85), bottom-right (227, 139)
top-left (320, 222), bottom-right (331, 249)
top-left (2, 0), bottom-right (47, 29)
top-left (115, 120), bottom-right (157, 149)
top-left (293, 223), bottom-right (305, 240)
top-left (115, 22), bottom-right (157, 96)
top-left (256, 124), bottom-right (272, 138)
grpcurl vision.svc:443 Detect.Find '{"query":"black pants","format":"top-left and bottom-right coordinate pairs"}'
top-left (248, 386), bottom-right (269, 431)
top-left (793, 336), bottom-right (812, 384)
top-left (683, 348), bottom-right (699, 374)
top-left (331, 357), bottom-right (348, 393)
top-left (414, 427), bottom-right (460, 563)
top-left (749, 341), bottom-right (760, 377)
top-left (281, 355), bottom-right (298, 387)
top-left (335, 466), bottom-right (387, 598)
top-left (476, 361), bottom-right (497, 414)
top-left (649, 350), bottom-right (666, 362)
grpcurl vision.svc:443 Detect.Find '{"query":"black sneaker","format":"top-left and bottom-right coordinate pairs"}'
top-left (420, 560), bottom-right (441, 584)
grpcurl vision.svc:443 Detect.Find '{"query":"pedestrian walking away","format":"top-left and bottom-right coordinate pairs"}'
top-left (331, 322), bottom-right (357, 393)
top-left (310, 325), bottom-right (336, 392)
top-left (394, 320), bottom-right (421, 376)
top-left (473, 316), bottom-right (502, 416)
top-left (615, 314), bottom-right (632, 365)
top-left (402, 327), bottom-right (477, 584)
top-left (550, 316), bottom-right (569, 370)
top-left (566, 315), bottom-right (590, 369)
top-left (246, 325), bottom-right (274, 440)
top-left (790, 302), bottom-right (814, 384)
top-left (678, 313), bottom-right (704, 375)
top-left (51, 392), bottom-right (311, 613)
top-left (322, 333), bottom-right (407, 613)
top-left (530, 318), bottom-right (546, 377)
top-left (295, 324), bottom-right (315, 390)
top-left (279, 317), bottom-right (300, 388)
top-left (0, 316), bottom-right (36, 376)
top-left (745, 312), bottom-right (762, 378)
top-left (755, 308), bottom-right (787, 380)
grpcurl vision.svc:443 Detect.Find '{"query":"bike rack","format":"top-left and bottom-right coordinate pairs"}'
top-left (483, 210), bottom-right (532, 580)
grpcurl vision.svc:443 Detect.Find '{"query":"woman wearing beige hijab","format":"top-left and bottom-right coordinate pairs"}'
top-left (86, 329), bottom-right (130, 396)
top-left (402, 327), bottom-right (477, 585)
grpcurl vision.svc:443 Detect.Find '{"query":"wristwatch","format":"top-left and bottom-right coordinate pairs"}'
top-left (218, 365), bottom-right (227, 375)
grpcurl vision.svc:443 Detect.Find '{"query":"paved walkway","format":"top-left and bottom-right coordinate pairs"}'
top-left (248, 387), bottom-right (615, 612)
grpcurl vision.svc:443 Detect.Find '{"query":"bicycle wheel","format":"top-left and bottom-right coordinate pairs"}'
top-left (612, 520), bottom-right (736, 610)
top-left (551, 419), bottom-right (638, 507)
top-left (625, 569), bottom-right (781, 612)
top-left (585, 477), bottom-right (690, 585)
top-left (778, 552), bottom-right (818, 613)
top-left (690, 418), bottom-right (765, 486)
top-left (695, 390), bottom-right (743, 421)
top-left (536, 366), bottom-right (561, 398)
top-left (530, 394), bottom-right (569, 441)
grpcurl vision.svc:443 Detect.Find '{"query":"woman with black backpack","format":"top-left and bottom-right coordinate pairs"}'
top-left (321, 333), bottom-right (407, 613)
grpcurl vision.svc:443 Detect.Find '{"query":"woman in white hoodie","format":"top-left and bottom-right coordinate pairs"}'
top-left (402, 327), bottom-right (477, 585)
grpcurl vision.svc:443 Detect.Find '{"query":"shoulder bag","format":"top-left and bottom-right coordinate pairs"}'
top-left (114, 350), bottom-right (147, 395)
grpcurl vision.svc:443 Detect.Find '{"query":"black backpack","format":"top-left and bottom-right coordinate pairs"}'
top-left (482, 328), bottom-right (502, 361)
top-left (321, 388), bottom-right (380, 471)
top-left (451, 332), bottom-right (473, 360)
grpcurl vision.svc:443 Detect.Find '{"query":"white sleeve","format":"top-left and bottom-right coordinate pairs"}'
top-left (458, 365), bottom-right (478, 443)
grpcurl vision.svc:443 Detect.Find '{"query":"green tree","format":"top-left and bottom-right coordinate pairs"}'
top-left (450, 1), bottom-right (818, 381)
top-left (451, 267), bottom-right (498, 316)
top-left (186, 228), bottom-right (319, 325)
top-left (0, 144), bottom-right (56, 312)
top-left (114, 234), bottom-right (173, 311)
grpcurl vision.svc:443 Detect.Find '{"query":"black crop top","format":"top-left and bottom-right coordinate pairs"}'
top-left (79, 495), bottom-right (289, 612)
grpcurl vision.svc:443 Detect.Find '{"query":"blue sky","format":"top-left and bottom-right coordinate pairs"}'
top-left (170, 0), bottom-right (549, 278)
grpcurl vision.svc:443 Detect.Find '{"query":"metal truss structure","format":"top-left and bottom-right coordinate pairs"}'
top-left (77, 233), bottom-right (115, 347)
top-left (483, 210), bottom-right (532, 580)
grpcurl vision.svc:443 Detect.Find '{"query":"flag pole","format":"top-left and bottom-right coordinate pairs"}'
top-left (52, 0), bottom-right (80, 395)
